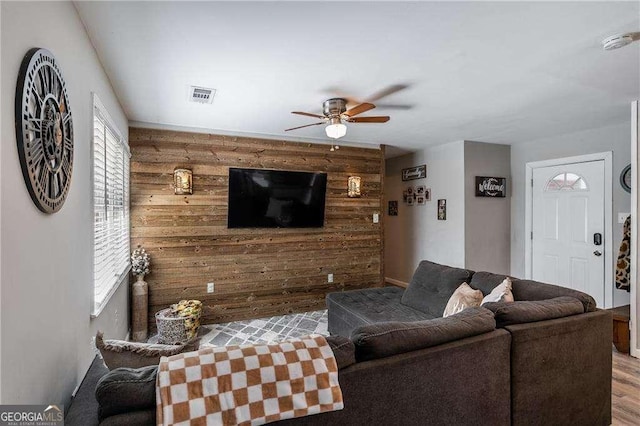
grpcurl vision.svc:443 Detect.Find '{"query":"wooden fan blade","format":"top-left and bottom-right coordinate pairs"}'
top-left (285, 122), bottom-right (324, 132)
top-left (343, 102), bottom-right (375, 117)
top-left (347, 116), bottom-right (390, 123)
top-left (292, 111), bottom-right (325, 119)
top-left (366, 84), bottom-right (409, 102)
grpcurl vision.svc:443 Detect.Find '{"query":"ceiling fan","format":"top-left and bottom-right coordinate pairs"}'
top-left (285, 98), bottom-right (390, 140)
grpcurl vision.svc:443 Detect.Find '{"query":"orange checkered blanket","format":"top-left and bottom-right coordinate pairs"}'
top-left (156, 335), bottom-right (344, 425)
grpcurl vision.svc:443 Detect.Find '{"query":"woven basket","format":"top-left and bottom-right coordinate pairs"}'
top-left (155, 308), bottom-right (190, 344)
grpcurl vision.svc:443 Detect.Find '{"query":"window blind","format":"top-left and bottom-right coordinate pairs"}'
top-left (93, 95), bottom-right (130, 316)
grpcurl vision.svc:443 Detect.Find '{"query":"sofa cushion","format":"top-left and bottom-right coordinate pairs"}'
top-left (483, 296), bottom-right (584, 327)
top-left (95, 365), bottom-right (157, 421)
top-left (469, 271), bottom-right (597, 312)
top-left (327, 287), bottom-right (435, 337)
top-left (443, 283), bottom-right (483, 317)
top-left (325, 335), bottom-right (356, 369)
top-left (400, 261), bottom-right (475, 317)
top-left (95, 331), bottom-right (199, 370)
top-left (469, 271), bottom-right (510, 296)
top-left (351, 307), bottom-right (496, 361)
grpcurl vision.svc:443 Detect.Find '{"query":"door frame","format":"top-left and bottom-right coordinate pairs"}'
top-left (524, 152), bottom-right (613, 308)
top-left (630, 100), bottom-right (638, 358)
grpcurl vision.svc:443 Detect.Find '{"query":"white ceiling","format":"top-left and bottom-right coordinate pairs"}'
top-left (74, 1), bottom-right (640, 156)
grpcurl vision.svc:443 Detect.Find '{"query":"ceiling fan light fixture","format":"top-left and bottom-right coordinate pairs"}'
top-left (325, 117), bottom-right (347, 139)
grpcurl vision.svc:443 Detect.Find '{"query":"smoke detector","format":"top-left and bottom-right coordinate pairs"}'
top-left (188, 86), bottom-right (216, 104)
top-left (602, 33), bottom-right (637, 51)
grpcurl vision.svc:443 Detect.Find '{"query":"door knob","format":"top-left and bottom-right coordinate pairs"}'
top-left (593, 250), bottom-right (602, 257)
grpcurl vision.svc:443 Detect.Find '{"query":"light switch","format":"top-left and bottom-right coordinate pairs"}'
top-left (618, 213), bottom-right (630, 224)
top-left (373, 213), bottom-right (379, 223)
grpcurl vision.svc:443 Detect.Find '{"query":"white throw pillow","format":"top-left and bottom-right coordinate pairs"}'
top-left (443, 282), bottom-right (483, 317)
top-left (481, 277), bottom-right (515, 305)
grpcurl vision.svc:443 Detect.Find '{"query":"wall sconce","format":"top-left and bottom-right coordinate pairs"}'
top-left (348, 176), bottom-right (361, 198)
top-left (174, 168), bottom-right (193, 195)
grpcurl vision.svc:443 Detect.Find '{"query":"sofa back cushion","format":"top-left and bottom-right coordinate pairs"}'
top-left (469, 271), bottom-right (597, 312)
top-left (469, 271), bottom-right (511, 296)
top-left (401, 260), bottom-right (475, 316)
top-left (482, 296), bottom-right (584, 327)
top-left (351, 307), bottom-right (496, 361)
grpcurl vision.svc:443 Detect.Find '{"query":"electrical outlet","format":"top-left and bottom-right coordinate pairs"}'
top-left (207, 282), bottom-right (215, 293)
top-left (618, 213), bottom-right (630, 224)
top-left (328, 273), bottom-right (334, 283)
top-left (373, 213), bottom-right (379, 223)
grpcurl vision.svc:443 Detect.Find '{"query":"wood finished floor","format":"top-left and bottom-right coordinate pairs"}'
top-left (612, 350), bottom-right (640, 425)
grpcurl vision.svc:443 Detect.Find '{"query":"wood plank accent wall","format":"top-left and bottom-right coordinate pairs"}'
top-left (129, 127), bottom-right (384, 328)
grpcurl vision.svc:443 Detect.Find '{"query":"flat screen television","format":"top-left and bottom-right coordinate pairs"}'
top-left (227, 168), bottom-right (327, 228)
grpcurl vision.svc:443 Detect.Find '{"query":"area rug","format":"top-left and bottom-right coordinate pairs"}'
top-left (199, 310), bottom-right (328, 347)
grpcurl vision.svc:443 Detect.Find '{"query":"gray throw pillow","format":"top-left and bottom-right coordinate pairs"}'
top-left (351, 307), bottom-right (496, 361)
top-left (482, 296), bottom-right (584, 327)
top-left (400, 260), bottom-right (475, 317)
top-left (95, 365), bottom-right (157, 421)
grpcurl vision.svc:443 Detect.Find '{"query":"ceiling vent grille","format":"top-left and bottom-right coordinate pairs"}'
top-left (188, 86), bottom-right (216, 104)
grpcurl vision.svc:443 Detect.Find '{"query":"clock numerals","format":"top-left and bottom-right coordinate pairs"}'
top-left (29, 139), bottom-right (45, 167)
top-left (60, 154), bottom-right (72, 183)
top-left (37, 161), bottom-right (49, 194)
top-left (27, 117), bottom-right (43, 134)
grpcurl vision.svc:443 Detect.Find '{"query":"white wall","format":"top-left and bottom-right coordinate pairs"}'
top-left (385, 141), bottom-right (465, 282)
top-left (510, 122), bottom-right (631, 307)
top-left (464, 141), bottom-right (511, 275)
top-left (1, 1), bottom-right (129, 405)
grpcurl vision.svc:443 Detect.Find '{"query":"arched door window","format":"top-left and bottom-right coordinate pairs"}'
top-left (545, 172), bottom-right (588, 191)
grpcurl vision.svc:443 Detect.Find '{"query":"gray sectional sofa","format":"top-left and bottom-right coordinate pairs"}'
top-left (67, 260), bottom-right (611, 426)
top-left (328, 261), bottom-right (611, 426)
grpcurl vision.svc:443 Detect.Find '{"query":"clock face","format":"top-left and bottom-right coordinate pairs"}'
top-left (15, 48), bottom-right (73, 214)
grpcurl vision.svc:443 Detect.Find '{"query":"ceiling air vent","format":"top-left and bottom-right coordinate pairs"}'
top-left (188, 86), bottom-right (216, 104)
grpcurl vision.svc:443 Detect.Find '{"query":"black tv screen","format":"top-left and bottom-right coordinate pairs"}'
top-left (228, 168), bottom-right (327, 228)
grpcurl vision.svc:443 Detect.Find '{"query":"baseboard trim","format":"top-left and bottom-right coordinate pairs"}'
top-left (385, 277), bottom-right (409, 288)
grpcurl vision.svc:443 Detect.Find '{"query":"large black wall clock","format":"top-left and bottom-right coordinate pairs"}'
top-left (15, 48), bottom-right (73, 214)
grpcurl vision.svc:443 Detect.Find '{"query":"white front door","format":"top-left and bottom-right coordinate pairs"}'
top-left (532, 160), bottom-right (605, 306)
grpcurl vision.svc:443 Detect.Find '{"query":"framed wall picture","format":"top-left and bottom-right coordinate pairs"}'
top-left (388, 200), bottom-right (398, 216)
top-left (415, 185), bottom-right (426, 195)
top-left (416, 195), bottom-right (426, 205)
top-left (402, 165), bottom-right (427, 181)
top-left (425, 188), bottom-right (432, 201)
top-left (407, 196), bottom-right (415, 206)
top-left (437, 199), bottom-right (447, 220)
top-left (475, 176), bottom-right (507, 197)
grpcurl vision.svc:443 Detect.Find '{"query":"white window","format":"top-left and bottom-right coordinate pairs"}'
top-left (92, 94), bottom-right (130, 316)
top-left (545, 172), bottom-right (588, 192)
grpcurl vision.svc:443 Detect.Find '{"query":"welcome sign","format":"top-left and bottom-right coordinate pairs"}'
top-left (475, 176), bottom-right (506, 197)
